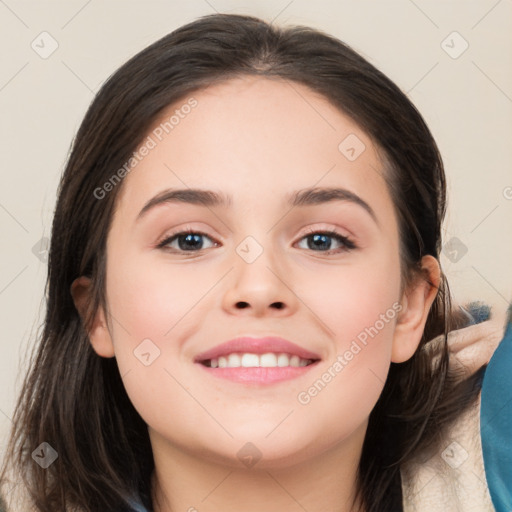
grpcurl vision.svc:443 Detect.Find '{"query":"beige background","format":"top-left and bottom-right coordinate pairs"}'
top-left (1, 0), bottom-right (511, 457)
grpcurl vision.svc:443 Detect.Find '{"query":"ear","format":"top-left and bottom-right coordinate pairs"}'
top-left (391, 255), bottom-right (441, 363)
top-left (70, 276), bottom-right (115, 358)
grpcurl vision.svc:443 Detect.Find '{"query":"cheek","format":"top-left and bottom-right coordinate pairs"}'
top-left (294, 289), bottom-right (400, 448)
top-left (106, 253), bottom-right (213, 346)
top-left (292, 250), bottom-right (401, 426)
top-left (299, 246), bottom-right (402, 347)
top-left (104, 254), bottom-right (224, 417)
top-left (103, 255), bottom-right (207, 432)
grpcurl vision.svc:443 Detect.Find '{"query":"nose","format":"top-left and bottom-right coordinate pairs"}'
top-left (221, 239), bottom-right (298, 317)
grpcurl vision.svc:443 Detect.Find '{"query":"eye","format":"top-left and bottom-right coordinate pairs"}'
top-left (156, 227), bottom-right (356, 255)
top-left (295, 228), bottom-right (356, 254)
top-left (157, 228), bottom-right (218, 252)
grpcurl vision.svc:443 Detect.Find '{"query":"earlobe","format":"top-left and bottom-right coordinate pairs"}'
top-left (391, 255), bottom-right (441, 363)
top-left (70, 276), bottom-right (115, 358)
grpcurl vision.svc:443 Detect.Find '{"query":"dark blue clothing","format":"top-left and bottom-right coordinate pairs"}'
top-left (480, 303), bottom-right (512, 512)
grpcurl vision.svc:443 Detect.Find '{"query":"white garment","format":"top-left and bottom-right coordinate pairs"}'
top-left (400, 315), bottom-right (506, 511)
top-left (401, 391), bottom-right (494, 511)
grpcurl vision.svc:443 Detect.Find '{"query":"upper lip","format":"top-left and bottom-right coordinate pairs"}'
top-left (194, 336), bottom-right (322, 363)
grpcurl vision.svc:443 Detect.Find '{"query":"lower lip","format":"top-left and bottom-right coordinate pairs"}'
top-left (195, 362), bottom-right (320, 384)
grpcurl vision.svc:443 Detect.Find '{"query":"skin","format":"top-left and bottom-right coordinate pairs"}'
top-left (71, 76), bottom-right (440, 512)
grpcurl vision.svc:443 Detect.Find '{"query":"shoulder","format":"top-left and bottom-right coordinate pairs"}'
top-left (400, 304), bottom-right (510, 512)
top-left (401, 385), bottom-right (494, 511)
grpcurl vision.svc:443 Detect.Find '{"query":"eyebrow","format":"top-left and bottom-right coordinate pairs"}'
top-left (136, 186), bottom-right (378, 224)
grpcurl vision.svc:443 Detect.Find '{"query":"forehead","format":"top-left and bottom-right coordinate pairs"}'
top-left (113, 76), bottom-right (390, 220)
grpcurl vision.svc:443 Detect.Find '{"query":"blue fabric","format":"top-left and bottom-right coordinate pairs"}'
top-left (464, 300), bottom-right (492, 324)
top-left (120, 496), bottom-right (149, 512)
top-left (129, 502), bottom-right (149, 512)
top-left (480, 303), bottom-right (512, 512)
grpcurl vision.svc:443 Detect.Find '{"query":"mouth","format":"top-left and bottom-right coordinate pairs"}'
top-left (199, 352), bottom-right (319, 368)
top-left (193, 336), bottom-right (322, 384)
top-left (195, 352), bottom-right (321, 385)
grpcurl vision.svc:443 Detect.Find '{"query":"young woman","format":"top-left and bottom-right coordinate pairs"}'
top-left (1, 13), bottom-right (507, 512)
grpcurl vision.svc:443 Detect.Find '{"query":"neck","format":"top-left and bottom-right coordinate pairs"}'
top-left (149, 425), bottom-right (367, 512)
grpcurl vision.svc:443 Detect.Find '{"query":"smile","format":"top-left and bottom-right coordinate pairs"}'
top-left (196, 353), bottom-right (320, 385)
top-left (202, 352), bottom-right (316, 368)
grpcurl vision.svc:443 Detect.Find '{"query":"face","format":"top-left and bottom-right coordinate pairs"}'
top-left (80, 76), bottom-right (428, 470)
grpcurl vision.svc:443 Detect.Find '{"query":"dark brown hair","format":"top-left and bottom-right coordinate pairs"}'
top-left (0, 13), bottom-right (484, 512)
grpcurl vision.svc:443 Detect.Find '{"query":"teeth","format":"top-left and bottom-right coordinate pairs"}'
top-left (290, 355), bottom-right (300, 367)
top-left (228, 354), bottom-right (241, 367)
top-left (241, 353), bottom-right (260, 367)
top-left (277, 353), bottom-right (290, 367)
top-left (260, 353), bottom-right (277, 367)
top-left (205, 352), bottom-right (314, 368)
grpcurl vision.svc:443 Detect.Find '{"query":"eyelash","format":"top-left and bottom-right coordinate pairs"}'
top-left (156, 226), bottom-right (357, 255)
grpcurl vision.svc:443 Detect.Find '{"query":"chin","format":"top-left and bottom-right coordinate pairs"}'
top-left (203, 430), bottom-right (322, 470)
